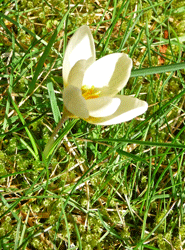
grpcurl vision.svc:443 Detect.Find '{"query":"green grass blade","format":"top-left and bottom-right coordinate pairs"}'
top-left (131, 62), bottom-right (185, 77)
top-left (28, 16), bottom-right (69, 93)
top-left (91, 138), bottom-right (185, 150)
top-left (47, 80), bottom-right (61, 123)
top-left (14, 219), bottom-right (21, 250)
top-left (10, 95), bottom-right (39, 160)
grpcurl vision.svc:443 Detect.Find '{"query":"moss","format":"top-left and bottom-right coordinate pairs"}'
top-left (0, 216), bottom-right (13, 237)
top-left (179, 224), bottom-right (185, 240)
top-left (0, 161), bottom-right (7, 184)
top-left (31, 238), bottom-right (44, 250)
top-left (157, 233), bottom-right (173, 250)
top-left (155, 210), bottom-right (167, 233)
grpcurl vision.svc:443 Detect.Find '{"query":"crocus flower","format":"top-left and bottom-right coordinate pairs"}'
top-left (62, 25), bottom-right (148, 125)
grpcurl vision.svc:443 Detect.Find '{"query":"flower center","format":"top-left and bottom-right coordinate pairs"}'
top-left (81, 85), bottom-right (100, 100)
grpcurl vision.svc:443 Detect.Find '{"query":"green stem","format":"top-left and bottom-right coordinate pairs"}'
top-left (43, 114), bottom-right (68, 158)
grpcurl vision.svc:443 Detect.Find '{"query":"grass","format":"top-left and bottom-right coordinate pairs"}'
top-left (0, 0), bottom-right (185, 249)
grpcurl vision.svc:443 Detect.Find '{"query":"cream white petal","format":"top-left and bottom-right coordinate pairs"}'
top-left (63, 85), bottom-right (89, 119)
top-left (86, 95), bottom-right (148, 125)
top-left (86, 97), bottom-right (121, 117)
top-left (63, 25), bottom-right (96, 85)
top-left (67, 59), bottom-right (87, 88)
top-left (82, 53), bottom-right (132, 97)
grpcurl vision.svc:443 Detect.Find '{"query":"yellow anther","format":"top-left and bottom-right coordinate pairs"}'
top-left (81, 85), bottom-right (100, 100)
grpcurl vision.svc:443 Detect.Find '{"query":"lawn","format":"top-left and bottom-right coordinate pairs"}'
top-left (0, 0), bottom-right (185, 249)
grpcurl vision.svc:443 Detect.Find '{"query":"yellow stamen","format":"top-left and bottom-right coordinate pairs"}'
top-left (81, 85), bottom-right (100, 100)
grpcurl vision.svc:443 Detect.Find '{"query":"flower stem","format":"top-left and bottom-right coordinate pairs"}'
top-left (43, 113), bottom-right (68, 159)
